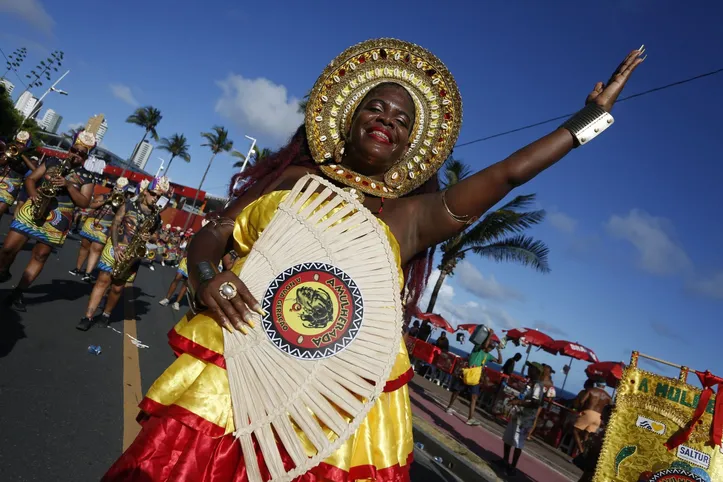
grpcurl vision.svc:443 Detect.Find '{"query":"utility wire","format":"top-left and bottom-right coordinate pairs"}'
top-left (455, 67), bottom-right (723, 148)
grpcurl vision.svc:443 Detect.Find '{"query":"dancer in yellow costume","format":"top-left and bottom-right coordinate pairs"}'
top-left (104, 39), bottom-right (645, 481)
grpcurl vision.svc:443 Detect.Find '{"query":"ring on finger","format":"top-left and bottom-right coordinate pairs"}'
top-left (219, 281), bottom-right (238, 300)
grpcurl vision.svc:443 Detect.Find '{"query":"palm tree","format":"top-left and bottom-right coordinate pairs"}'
top-left (181, 126), bottom-right (233, 231)
top-left (297, 91), bottom-right (310, 114)
top-left (124, 106), bottom-right (162, 174)
top-left (231, 146), bottom-right (272, 169)
top-left (157, 133), bottom-right (191, 176)
top-left (425, 158), bottom-right (551, 313)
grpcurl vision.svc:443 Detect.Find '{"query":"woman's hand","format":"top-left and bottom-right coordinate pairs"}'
top-left (586, 46), bottom-right (646, 112)
top-left (196, 270), bottom-right (261, 333)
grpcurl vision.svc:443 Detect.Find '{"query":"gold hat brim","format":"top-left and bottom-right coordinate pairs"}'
top-left (305, 38), bottom-right (462, 198)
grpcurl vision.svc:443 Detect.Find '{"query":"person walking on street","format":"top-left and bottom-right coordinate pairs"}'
top-left (496, 362), bottom-right (545, 477)
top-left (445, 330), bottom-right (501, 425)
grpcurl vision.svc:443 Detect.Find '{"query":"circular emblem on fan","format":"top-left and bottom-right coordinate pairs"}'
top-left (261, 262), bottom-right (363, 360)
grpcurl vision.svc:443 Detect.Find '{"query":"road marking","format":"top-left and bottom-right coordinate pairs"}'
top-left (122, 284), bottom-right (142, 451)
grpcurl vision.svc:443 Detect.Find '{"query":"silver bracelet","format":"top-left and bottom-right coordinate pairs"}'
top-left (560, 103), bottom-right (614, 147)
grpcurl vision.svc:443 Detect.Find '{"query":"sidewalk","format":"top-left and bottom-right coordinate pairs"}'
top-left (409, 375), bottom-right (582, 482)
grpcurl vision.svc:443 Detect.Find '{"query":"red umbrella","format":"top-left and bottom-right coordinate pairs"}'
top-left (503, 328), bottom-right (554, 347)
top-left (543, 340), bottom-right (598, 391)
top-left (456, 324), bottom-right (501, 343)
top-left (543, 340), bottom-right (598, 363)
top-left (586, 361), bottom-right (625, 388)
top-left (415, 311), bottom-right (455, 333)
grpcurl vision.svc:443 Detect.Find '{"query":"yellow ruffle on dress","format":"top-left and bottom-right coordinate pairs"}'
top-left (104, 190), bottom-right (415, 482)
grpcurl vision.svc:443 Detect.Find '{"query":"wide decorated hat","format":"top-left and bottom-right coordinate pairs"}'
top-left (305, 38), bottom-right (462, 198)
top-left (15, 130), bottom-right (30, 145)
top-left (73, 130), bottom-right (97, 150)
top-left (149, 176), bottom-right (170, 195)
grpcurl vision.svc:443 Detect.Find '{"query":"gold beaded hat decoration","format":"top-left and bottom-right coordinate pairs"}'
top-left (149, 176), bottom-right (170, 195)
top-left (305, 38), bottom-right (462, 199)
top-left (15, 130), bottom-right (30, 143)
top-left (115, 176), bottom-right (129, 190)
top-left (73, 130), bottom-right (97, 150)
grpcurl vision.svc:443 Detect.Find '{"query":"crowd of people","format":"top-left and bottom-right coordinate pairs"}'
top-left (0, 129), bottom-right (216, 330)
top-left (0, 36), bottom-right (643, 481)
top-left (407, 321), bottom-right (613, 478)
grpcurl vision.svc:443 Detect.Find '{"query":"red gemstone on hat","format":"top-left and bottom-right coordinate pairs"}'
top-left (440, 89), bottom-right (447, 97)
top-left (404, 54), bottom-right (411, 63)
top-left (444, 113), bottom-right (451, 120)
top-left (358, 56), bottom-right (366, 63)
top-left (425, 69), bottom-right (437, 77)
top-left (361, 180), bottom-right (369, 186)
top-left (339, 69), bottom-right (346, 76)
top-left (379, 49), bottom-right (387, 59)
top-left (438, 137), bottom-right (444, 143)
top-left (345, 174), bottom-right (353, 179)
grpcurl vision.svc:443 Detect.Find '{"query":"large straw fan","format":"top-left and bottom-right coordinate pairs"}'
top-left (224, 175), bottom-right (403, 482)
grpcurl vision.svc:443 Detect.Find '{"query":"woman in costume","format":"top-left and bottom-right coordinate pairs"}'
top-left (104, 39), bottom-right (645, 481)
top-left (69, 176), bottom-right (130, 282)
top-left (0, 131), bottom-right (97, 312)
top-left (0, 130), bottom-right (38, 221)
top-left (77, 176), bottom-right (170, 330)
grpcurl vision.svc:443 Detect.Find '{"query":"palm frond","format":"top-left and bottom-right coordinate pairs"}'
top-left (158, 133), bottom-right (191, 163)
top-left (468, 235), bottom-right (550, 273)
top-left (200, 125), bottom-right (233, 154)
top-left (460, 208), bottom-right (546, 249)
top-left (440, 157), bottom-right (471, 189)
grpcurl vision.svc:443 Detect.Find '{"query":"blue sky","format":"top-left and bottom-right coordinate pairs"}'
top-left (3, 0), bottom-right (722, 393)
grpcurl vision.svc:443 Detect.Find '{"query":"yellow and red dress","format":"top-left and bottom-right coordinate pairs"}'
top-left (103, 190), bottom-right (415, 482)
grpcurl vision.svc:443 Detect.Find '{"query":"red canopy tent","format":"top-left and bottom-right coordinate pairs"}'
top-left (542, 340), bottom-right (599, 390)
top-left (504, 328), bottom-right (554, 347)
top-left (585, 361), bottom-right (625, 388)
top-left (503, 328), bottom-right (555, 372)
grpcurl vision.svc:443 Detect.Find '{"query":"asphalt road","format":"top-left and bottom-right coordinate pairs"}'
top-left (0, 218), bottom-right (460, 482)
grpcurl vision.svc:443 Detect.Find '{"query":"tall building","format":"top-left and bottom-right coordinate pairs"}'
top-left (0, 79), bottom-right (14, 96)
top-left (96, 119), bottom-right (108, 144)
top-left (14, 91), bottom-right (42, 119)
top-left (40, 109), bottom-right (63, 134)
top-left (130, 140), bottom-right (153, 170)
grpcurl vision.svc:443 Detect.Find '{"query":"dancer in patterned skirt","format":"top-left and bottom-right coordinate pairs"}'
top-left (70, 177), bottom-right (130, 282)
top-left (0, 131), bottom-right (38, 221)
top-left (0, 131), bottom-right (97, 311)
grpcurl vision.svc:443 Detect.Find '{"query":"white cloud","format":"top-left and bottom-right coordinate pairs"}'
top-left (605, 209), bottom-right (691, 276)
top-left (548, 210), bottom-right (577, 234)
top-left (0, 0), bottom-right (54, 36)
top-left (688, 271), bottom-right (723, 300)
top-left (420, 269), bottom-right (520, 331)
top-left (109, 83), bottom-right (139, 107)
top-left (455, 261), bottom-right (524, 301)
top-left (215, 74), bottom-right (303, 144)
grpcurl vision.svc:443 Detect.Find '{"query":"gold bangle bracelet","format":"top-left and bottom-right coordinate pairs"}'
top-left (441, 190), bottom-right (477, 226)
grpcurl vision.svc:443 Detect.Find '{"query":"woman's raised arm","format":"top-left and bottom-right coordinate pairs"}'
top-left (412, 47), bottom-right (645, 251)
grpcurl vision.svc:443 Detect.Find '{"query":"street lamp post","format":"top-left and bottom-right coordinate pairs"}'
top-left (155, 157), bottom-right (165, 178)
top-left (22, 70), bottom-right (71, 126)
top-left (239, 135), bottom-right (257, 173)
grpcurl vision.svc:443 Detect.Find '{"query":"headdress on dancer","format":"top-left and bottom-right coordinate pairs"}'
top-left (15, 130), bottom-right (31, 147)
top-left (149, 176), bottom-right (170, 195)
top-left (137, 179), bottom-right (150, 194)
top-left (115, 177), bottom-right (129, 191)
top-left (305, 38), bottom-right (462, 198)
top-left (72, 130), bottom-right (97, 152)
